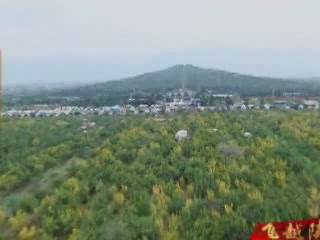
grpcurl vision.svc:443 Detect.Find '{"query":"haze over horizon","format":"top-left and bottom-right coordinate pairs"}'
top-left (1, 0), bottom-right (320, 86)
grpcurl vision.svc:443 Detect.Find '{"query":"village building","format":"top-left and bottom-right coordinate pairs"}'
top-left (303, 100), bottom-right (319, 110)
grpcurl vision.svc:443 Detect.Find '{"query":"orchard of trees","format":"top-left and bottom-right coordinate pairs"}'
top-left (1, 111), bottom-right (320, 239)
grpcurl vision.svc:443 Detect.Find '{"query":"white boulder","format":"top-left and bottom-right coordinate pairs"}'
top-left (243, 132), bottom-right (252, 137)
top-left (175, 130), bottom-right (188, 141)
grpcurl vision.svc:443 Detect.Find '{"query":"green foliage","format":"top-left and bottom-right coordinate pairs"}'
top-left (1, 112), bottom-right (320, 239)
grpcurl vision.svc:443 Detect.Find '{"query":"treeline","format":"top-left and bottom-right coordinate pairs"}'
top-left (1, 111), bottom-right (320, 239)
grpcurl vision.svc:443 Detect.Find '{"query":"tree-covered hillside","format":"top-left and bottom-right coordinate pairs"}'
top-left (1, 111), bottom-right (320, 239)
top-left (52, 65), bottom-right (320, 97)
top-left (5, 65), bottom-right (320, 107)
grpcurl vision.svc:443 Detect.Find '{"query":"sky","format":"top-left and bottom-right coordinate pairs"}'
top-left (1, 0), bottom-right (320, 57)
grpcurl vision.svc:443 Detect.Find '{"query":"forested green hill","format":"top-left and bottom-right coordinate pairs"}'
top-left (52, 65), bottom-right (320, 97)
top-left (5, 65), bottom-right (320, 106)
top-left (1, 111), bottom-right (320, 239)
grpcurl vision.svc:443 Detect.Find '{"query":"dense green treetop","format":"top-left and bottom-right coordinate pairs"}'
top-left (1, 111), bottom-right (320, 239)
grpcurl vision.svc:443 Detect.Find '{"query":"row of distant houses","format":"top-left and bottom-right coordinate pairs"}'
top-left (269, 100), bottom-right (319, 110)
top-left (2, 99), bottom-right (319, 118)
top-left (1, 105), bottom-right (157, 118)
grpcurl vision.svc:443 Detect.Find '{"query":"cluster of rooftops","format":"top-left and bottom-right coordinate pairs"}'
top-left (2, 98), bottom-right (319, 118)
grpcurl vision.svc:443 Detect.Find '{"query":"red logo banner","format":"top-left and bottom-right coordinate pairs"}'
top-left (250, 218), bottom-right (320, 240)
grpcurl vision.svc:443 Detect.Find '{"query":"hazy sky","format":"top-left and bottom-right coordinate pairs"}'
top-left (1, 0), bottom-right (320, 57)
